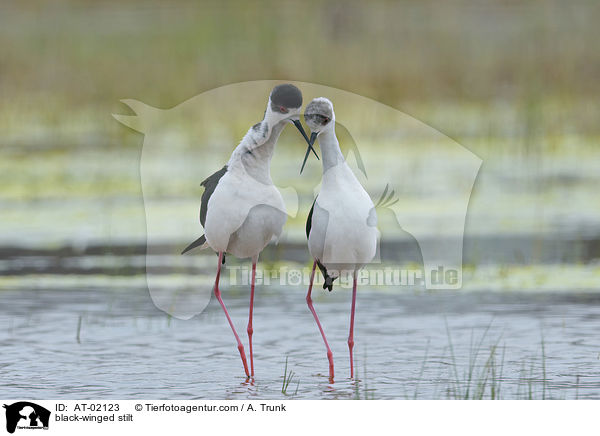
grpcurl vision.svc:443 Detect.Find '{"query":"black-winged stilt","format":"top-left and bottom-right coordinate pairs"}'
top-left (302, 97), bottom-right (378, 382)
top-left (182, 84), bottom-right (316, 378)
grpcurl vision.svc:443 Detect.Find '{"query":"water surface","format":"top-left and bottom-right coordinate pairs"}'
top-left (2, 284), bottom-right (599, 399)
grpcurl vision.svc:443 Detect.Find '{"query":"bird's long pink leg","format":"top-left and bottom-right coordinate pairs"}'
top-left (213, 251), bottom-right (250, 378)
top-left (348, 271), bottom-right (358, 379)
top-left (306, 260), bottom-right (334, 383)
top-left (247, 260), bottom-right (257, 377)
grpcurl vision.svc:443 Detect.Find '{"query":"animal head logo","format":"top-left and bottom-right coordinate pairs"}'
top-left (113, 80), bottom-right (481, 319)
top-left (3, 402), bottom-right (50, 434)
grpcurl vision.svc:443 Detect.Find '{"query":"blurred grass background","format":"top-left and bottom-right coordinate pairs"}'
top-left (2, 1), bottom-right (599, 132)
top-left (1, 0), bottom-right (599, 249)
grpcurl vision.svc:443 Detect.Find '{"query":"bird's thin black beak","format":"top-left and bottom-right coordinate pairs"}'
top-left (292, 119), bottom-right (309, 143)
top-left (293, 120), bottom-right (319, 174)
top-left (293, 120), bottom-right (319, 159)
top-left (300, 131), bottom-right (320, 174)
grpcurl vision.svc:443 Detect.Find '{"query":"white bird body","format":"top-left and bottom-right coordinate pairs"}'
top-left (187, 91), bottom-right (304, 261)
top-left (307, 123), bottom-right (378, 280)
top-left (182, 84), bottom-right (313, 379)
top-left (302, 96), bottom-right (378, 382)
top-left (204, 129), bottom-right (287, 258)
top-left (309, 157), bottom-right (378, 276)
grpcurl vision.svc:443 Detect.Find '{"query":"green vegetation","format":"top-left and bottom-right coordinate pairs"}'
top-left (353, 352), bottom-right (376, 400)
top-left (281, 356), bottom-right (299, 396)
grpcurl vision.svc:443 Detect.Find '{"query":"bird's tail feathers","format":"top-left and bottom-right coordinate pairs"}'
top-left (181, 235), bottom-right (208, 255)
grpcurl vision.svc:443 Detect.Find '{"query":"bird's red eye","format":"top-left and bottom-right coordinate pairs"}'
top-left (279, 106), bottom-right (288, 113)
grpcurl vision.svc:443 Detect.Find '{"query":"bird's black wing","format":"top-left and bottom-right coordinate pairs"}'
top-left (181, 165), bottom-right (228, 256)
top-left (305, 197), bottom-right (317, 239)
top-left (200, 165), bottom-right (228, 227)
top-left (305, 196), bottom-right (336, 291)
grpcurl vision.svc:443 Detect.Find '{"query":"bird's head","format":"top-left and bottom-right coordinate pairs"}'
top-left (264, 84), bottom-right (304, 129)
top-left (300, 97), bottom-right (335, 173)
top-left (304, 97), bottom-right (335, 135)
top-left (262, 84), bottom-right (318, 169)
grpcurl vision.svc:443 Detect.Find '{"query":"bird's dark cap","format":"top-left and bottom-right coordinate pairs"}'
top-left (270, 84), bottom-right (303, 109)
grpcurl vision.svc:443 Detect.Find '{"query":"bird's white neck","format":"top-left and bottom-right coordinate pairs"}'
top-left (228, 119), bottom-right (286, 184)
top-left (317, 128), bottom-right (344, 172)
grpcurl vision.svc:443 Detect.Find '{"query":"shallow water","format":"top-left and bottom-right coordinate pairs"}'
top-left (1, 284), bottom-right (600, 400)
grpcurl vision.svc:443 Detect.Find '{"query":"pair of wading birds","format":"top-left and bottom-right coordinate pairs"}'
top-left (183, 84), bottom-right (378, 383)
